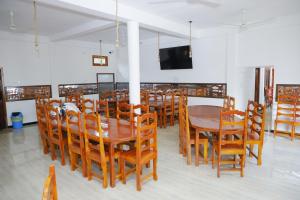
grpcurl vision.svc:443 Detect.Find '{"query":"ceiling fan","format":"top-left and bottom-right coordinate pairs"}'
top-left (223, 9), bottom-right (276, 31)
top-left (149, 0), bottom-right (221, 8)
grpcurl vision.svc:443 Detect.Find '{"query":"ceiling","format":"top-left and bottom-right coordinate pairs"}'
top-left (120, 0), bottom-right (300, 29)
top-left (0, 0), bottom-right (299, 43)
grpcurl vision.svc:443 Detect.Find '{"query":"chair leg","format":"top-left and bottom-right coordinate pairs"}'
top-left (195, 139), bottom-right (199, 166)
top-left (86, 158), bottom-right (92, 181)
top-left (186, 144), bottom-right (192, 165)
top-left (81, 152), bottom-right (87, 177)
top-left (120, 158), bottom-right (126, 184)
top-left (203, 141), bottom-right (208, 164)
top-left (212, 146), bottom-right (215, 169)
top-left (249, 144), bottom-right (254, 157)
top-left (60, 143), bottom-right (66, 166)
top-left (136, 164), bottom-right (142, 191)
top-left (257, 144), bottom-right (263, 166)
top-left (101, 162), bottom-right (108, 189)
top-left (217, 153), bottom-right (221, 178)
top-left (49, 142), bottom-right (56, 161)
top-left (153, 158), bottom-right (158, 181)
top-left (274, 122), bottom-right (277, 138)
top-left (70, 152), bottom-right (75, 171)
top-left (240, 154), bottom-right (245, 177)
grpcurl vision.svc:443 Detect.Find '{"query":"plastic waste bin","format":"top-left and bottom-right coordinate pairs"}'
top-left (11, 112), bottom-right (23, 129)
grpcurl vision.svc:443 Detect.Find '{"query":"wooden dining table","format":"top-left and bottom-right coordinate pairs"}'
top-left (62, 117), bottom-right (137, 188)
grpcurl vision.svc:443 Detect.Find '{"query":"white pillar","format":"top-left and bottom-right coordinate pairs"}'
top-left (127, 21), bottom-right (141, 106)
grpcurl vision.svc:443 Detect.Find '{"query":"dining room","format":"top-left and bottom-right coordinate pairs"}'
top-left (0, 0), bottom-right (300, 199)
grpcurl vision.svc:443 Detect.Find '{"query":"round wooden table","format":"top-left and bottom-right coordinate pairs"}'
top-left (188, 105), bottom-right (223, 132)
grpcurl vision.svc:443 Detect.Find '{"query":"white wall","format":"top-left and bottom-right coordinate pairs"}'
top-left (0, 31), bottom-right (118, 125)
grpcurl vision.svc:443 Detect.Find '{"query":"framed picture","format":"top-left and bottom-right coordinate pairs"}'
top-left (92, 55), bottom-right (108, 66)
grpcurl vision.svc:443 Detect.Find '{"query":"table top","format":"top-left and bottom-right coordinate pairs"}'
top-left (188, 105), bottom-right (223, 132)
top-left (62, 117), bottom-right (137, 144)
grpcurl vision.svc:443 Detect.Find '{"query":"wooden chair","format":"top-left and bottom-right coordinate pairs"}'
top-left (66, 110), bottom-right (87, 177)
top-left (45, 106), bottom-right (68, 166)
top-left (212, 110), bottom-right (247, 177)
top-left (163, 91), bottom-right (174, 128)
top-left (140, 91), bottom-right (149, 105)
top-left (96, 100), bottom-right (110, 118)
top-left (83, 113), bottom-right (108, 188)
top-left (293, 100), bottom-right (300, 139)
top-left (42, 164), bottom-right (58, 200)
top-left (246, 101), bottom-right (266, 165)
top-left (36, 104), bottom-right (49, 154)
top-left (82, 99), bottom-right (95, 114)
top-left (148, 91), bottom-right (163, 128)
top-left (101, 91), bottom-right (117, 117)
top-left (173, 92), bottom-right (181, 124)
top-left (120, 112), bottom-right (158, 191)
top-left (116, 102), bottom-right (133, 122)
top-left (181, 104), bottom-right (208, 165)
top-left (178, 95), bottom-right (188, 155)
top-left (274, 95), bottom-right (295, 140)
top-left (223, 96), bottom-right (235, 111)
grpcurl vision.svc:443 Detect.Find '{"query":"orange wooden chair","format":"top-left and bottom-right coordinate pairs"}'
top-left (42, 164), bottom-right (58, 200)
top-left (96, 100), bottom-right (110, 118)
top-left (133, 104), bottom-right (149, 118)
top-left (83, 113), bottom-right (120, 188)
top-left (178, 95), bottom-right (188, 155)
top-left (163, 91), bottom-right (174, 128)
top-left (148, 91), bottom-right (163, 128)
top-left (36, 104), bottom-right (49, 154)
top-left (212, 109), bottom-right (247, 177)
top-left (246, 101), bottom-right (266, 165)
top-left (82, 99), bottom-right (95, 114)
top-left (181, 104), bottom-right (208, 165)
top-left (48, 99), bottom-right (62, 107)
top-left (45, 106), bottom-right (68, 166)
top-left (274, 95), bottom-right (296, 140)
top-left (120, 112), bottom-right (158, 191)
top-left (65, 94), bottom-right (82, 109)
top-left (66, 110), bottom-right (87, 177)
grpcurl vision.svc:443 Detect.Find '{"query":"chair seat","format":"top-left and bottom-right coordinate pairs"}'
top-left (120, 149), bottom-right (156, 164)
top-left (88, 146), bottom-right (120, 162)
top-left (213, 142), bottom-right (244, 155)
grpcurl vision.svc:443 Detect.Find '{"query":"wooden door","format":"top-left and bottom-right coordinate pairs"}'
top-left (0, 68), bottom-right (7, 129)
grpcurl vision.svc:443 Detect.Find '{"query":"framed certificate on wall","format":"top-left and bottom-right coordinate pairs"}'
top-left (92, 55), bottom-right (108, 66)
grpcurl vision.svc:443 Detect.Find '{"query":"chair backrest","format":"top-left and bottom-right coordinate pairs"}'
top-left (66, 110), bottom-right (83, 149)
top-left (45, 105), bottom-right (63, 140)
top-left (181, 105), bottom-right (191, 148)
top-left (83, 113), bottom-right (107, 167)
top-left (42, 164), bottom-right (57, 200)
top-left (140, 91), bottom-right (149, 105)
top-left (65, 94), bottom-right (82, 108)
top-left (96, 100), bottom-right (110, 118)
top-left (223, 96), bottom-right (235, 110)
top-left (276, 95), bottom-right (295, 121)
top-left (136, 112), bottom-right (158, 159)
top-left (247, 101), bottom-right (266, 141)
top-left (82, 99), bottom-right (95, 114)
top-left (36, 104), bottom-right (48, 131)
top-left (117, 102), bottom-right (133, 121)
top-left (133, 104), bottom-right (149, 118)
top-left (48, 99), bottom-right (62, 107)
top-left (219, 110), bottom-right (247, 150)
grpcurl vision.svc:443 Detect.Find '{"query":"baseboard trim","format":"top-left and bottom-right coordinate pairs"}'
top-left (8, 121), bottom-right (38, 128)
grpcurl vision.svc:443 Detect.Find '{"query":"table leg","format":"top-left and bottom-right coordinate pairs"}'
top-left (109, 143), bottom-right (116, 188)
top-left (195, 129), bottom-right (200, 166)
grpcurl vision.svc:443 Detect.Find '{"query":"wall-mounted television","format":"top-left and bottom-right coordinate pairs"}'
top-left (159, 45), bottom-right (193, 70)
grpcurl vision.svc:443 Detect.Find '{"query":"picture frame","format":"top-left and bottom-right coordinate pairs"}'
top-left (92, 55), bottom-right (108, 66)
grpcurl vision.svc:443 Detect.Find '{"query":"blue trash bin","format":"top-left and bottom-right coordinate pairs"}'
top-left (11, 112), bottom-right (23, 129)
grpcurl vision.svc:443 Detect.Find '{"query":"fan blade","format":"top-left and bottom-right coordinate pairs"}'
top-left (187, 0), bottom-right (221, 8)
top-left (246, 18), bottom-right (277, 27)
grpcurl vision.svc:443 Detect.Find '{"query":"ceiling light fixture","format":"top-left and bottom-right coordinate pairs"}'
top-left (189, 21), bottom-right (192, 58)
top-left (99, 40), bottom-right (102, 55)
top-left (9, 11), bottom-right (17, 31)
top-left (33, 0), bottom-right (39, 53)
top-left (115, 0), bottom-right (120, 48)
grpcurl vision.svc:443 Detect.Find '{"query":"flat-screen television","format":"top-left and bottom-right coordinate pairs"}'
top-left (159, 45), bottom-right (192, 70)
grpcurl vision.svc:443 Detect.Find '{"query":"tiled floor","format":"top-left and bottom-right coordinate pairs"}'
top-left (0, 124), bottom-right (300, 200)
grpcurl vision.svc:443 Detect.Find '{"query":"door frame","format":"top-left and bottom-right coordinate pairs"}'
top-left (0, 67), bottom-right (7, 129)
top-left (254, 68), bottom-right (260, 103)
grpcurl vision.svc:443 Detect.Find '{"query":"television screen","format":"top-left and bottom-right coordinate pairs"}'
top-left (159, 45), bottom-right (193, 70)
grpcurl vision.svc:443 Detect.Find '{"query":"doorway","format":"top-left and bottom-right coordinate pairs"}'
top-left (0, 67), bottom-right (7, 130)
